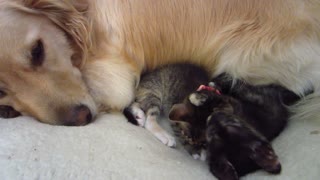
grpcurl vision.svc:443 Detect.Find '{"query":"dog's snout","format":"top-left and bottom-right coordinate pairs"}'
top-left (63, 104), bottom-right (93, 126)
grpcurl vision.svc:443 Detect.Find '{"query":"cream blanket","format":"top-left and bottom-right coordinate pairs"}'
top-left (0, 112), bottom-right (319, 180)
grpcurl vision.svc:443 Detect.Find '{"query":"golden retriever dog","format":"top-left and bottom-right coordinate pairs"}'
top-left (0, 0), bottom-right (319, 125)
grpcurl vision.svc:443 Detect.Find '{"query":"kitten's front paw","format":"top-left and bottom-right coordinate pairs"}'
top-left (189, 93), bottom-right (208, 106)
top-left (192, 153), bottom-right (201, 160)
top-left (129, 103), bottom-right (146, 127)
top-left (200, 150), bottom-right (207, 161)
top-left (192, 150), bottom-right (207, 161)
top-left (155, 131), bottom-right (176, 147)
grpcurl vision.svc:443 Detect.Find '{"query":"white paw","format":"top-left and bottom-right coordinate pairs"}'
top-left (192, 150), bottom-right (206, 161)
top-left (192, 154), bottom-right (201, 160)
top-left (130, 103), bottom-right (146, 127)
top-left (200, 150), bottom-right (207, 161)
top-left (155, 131), bottom-right (176, 147)
top-left (189, 93), bottom-right (208, 106)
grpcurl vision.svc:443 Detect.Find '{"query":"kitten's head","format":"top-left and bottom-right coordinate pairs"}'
top-left (169, 82), bottom-right (222, 123)
top-left (169, 82), bottom-right (222, 141)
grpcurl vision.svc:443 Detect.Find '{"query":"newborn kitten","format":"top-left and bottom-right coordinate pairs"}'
top-left (124, 63), bottom-right (210, 147)
top-left (169, 75), bottom-right (299, 179)
top-left (124, 63), bottom-right (299, 179)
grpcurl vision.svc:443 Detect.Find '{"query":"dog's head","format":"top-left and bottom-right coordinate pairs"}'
top-left (0, 0), bottom-right (97, 125)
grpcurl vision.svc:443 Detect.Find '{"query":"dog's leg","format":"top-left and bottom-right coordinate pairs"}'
top-left (144, 106), bottom-right (176, 147)
top-left (0, 106), bottom-right (21, 118)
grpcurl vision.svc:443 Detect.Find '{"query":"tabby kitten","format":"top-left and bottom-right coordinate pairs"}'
top-left (124, 63), bottom-right (210, 147)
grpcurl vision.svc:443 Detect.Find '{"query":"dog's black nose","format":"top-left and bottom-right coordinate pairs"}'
top-left (63, 104), bottom-right (92, 126)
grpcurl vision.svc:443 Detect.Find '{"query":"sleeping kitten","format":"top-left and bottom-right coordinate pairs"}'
top-left (124, 63), bottom-right (299, 179)
top-left (124, 63), bottom-right (210, 147)
top-left (169, 75), bottom-right (299, 179)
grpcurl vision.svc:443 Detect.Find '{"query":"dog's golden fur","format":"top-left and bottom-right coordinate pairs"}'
top-left (0, 0), bottom-right (320, 124)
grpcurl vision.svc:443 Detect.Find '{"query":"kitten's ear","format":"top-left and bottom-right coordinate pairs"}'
top-left (169, 103), bottom-right (192, 121)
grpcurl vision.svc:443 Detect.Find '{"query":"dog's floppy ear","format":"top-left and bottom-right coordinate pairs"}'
top-left (169, 103), bottom-right (193, 122)
top-left (22, 0), bottom-right (91, 68)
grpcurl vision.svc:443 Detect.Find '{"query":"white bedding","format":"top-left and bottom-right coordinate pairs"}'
top-left (0, 111), bottom-right (319, 180)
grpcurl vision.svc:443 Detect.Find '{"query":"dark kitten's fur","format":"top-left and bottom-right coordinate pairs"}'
top-left (169, 75), bottom-right (299, 179)
top-left (125, 63), bottom-right (299, 179)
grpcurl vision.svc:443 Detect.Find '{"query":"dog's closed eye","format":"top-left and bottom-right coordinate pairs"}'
top-left (31, 39), bottom-right (45, 67)
top-left (0, 90), bottom-right (6, 98)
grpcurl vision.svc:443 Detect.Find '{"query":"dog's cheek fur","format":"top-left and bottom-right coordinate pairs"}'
top-left (82, 59), bottom-right (138, 112)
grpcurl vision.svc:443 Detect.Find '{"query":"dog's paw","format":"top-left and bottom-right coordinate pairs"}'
top-left (189, 92), bottom-right (208, 106)
top-left (155, 131), bottom-right (176, 147)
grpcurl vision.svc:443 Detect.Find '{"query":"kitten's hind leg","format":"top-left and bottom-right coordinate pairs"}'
top-left (144, 106), bottom-right (176, 147)
top-left (248, 141), bottom-right (281, 174)
top-left (211, 112), bottom-right (281, 174)
top-left (224, 124), bottom-right (281, 174)
top-left (207, 135), bottom-right (239, 180)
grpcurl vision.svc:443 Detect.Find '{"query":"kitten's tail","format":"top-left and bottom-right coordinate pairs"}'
top-left (290, 91), bottom-right (320, 121)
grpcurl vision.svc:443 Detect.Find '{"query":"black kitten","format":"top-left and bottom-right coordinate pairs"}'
top-left (169, 74), bottom-right (299, 179)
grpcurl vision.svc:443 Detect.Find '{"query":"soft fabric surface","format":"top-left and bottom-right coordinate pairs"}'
top-left (0, 112), bottom-right (319, 180)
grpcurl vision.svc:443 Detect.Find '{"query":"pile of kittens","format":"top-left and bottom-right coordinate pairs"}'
top-left (124, 63), bottom-right (300, 180)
